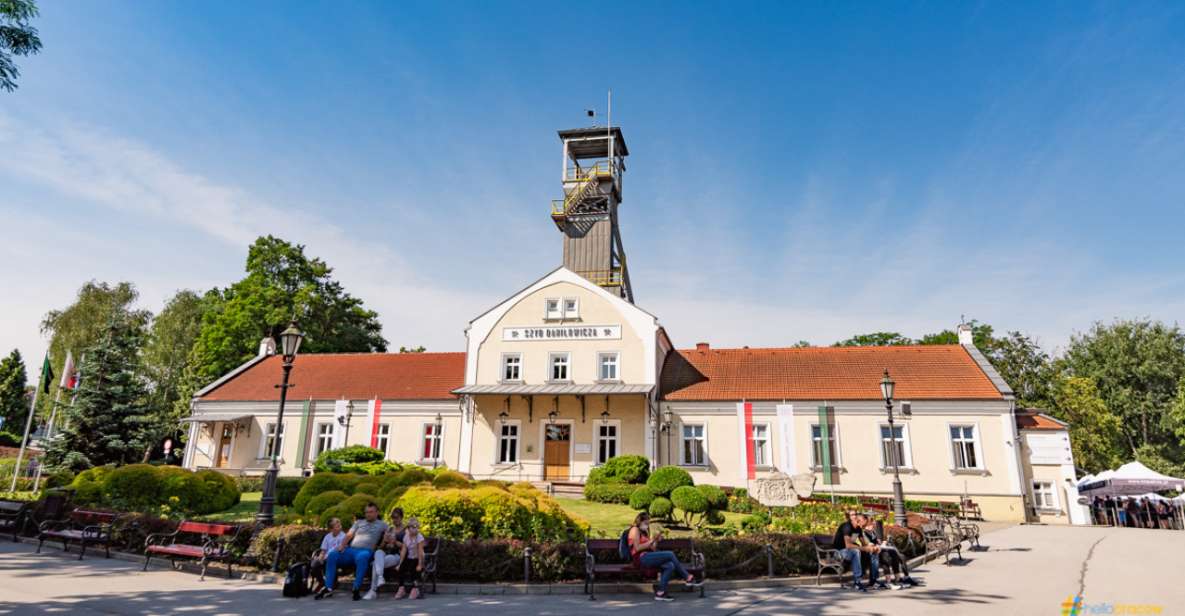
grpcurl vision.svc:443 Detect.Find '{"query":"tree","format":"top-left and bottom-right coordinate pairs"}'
top-left (43, 313), bottom-right (152, 472)
top-left (1049, 376), bottom-right (1123, 474)
top-left (833, 332), bottom-right (913, 347)
top-left (1059, 319), bottom-right (1185, 458)
top-left (399, 346), bottom-right (426, 353)
top-left (0, 349), bottom-right (27, 431)
top-left (987, 331), bottom-right (1053, 408)
top-left (185, 236), bottom-right (387, 387)
top-left (139, 290), bottom-right (210, 461)
top-left (917, 320), bottom-right (997, 351)
top-left (0, 0), bottom-right (41, 92)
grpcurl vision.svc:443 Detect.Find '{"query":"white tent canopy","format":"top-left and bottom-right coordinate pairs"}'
top-left (1079, 461), bottom-right (1185, 496)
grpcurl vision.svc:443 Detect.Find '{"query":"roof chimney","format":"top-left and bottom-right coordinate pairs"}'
top-left (957, 323), bottom-right (974, 346)
top-left (258, 336), bottom-right (277, 357)
top-left (695, 342), bottom-right (710, 351)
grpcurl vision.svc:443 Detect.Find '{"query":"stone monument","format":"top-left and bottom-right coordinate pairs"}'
top-left (751, 472), bottom-right (817, 507)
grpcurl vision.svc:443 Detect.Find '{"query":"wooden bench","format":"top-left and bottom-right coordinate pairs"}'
top-left (307, 535), bottom-right (441, 595)
top-left (811, 534), bottom-right (848, 586)
top-left (920, 520), bottom-right (958, 563)
top-left (0, 500), bottom-right (33, 542)
top-left (144, 521), bottom-right (243, 580)
top-left (37, 509), bottom-right (121, 560)
top-left (584, 537), bottom-right (705, 600)
top-left (960, 499), bottom-right (983, 520)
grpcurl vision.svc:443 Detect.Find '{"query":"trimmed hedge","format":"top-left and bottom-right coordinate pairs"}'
top-left (670, 485), bottom-right (707, 514)
top-left (646, 466), bottom-right (693, 496)
top-left (276, 477), bottom-right (305, 507)
top-left (312, 445), bottom-right (386, 473)
top-left (320, 493), bottom-right (378, 525)
top-left (431, 470), bottom-right (470, 489)
top-left (292, 473), bottom-right (351, 513)
top-left (70, 464), bottom-right (239, 515)
top-left (583, 455), bottom-right (650, 503)
top-left (648, 496), bottom-right (673, 519)
top-left (306, 490), bottom-right (348, 516)
top-left (628, 486), bottom-right (655, 510)
top-left (597, 455), bottom-right (650, 484)
top-left (583, 481), bottom-right (635, 504)
top-left (249, 524), bottom-right (322, 571)
top-left (394, 483), bottom-right (586, 542)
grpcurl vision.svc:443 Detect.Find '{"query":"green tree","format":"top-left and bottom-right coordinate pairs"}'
top-left (139, 290), bottom-right (210, 461)
top-left (917, 320), bottom-right (997, 351)
top-left (399, 345), bottom-right (426, 353)
top-left (0, 349), bottom-right (28, 431)
top-left (0, 0), bottom-right (41, 92)
top-left (988, 331), bottom-right (1053, 408)
top-left (185, 236), bottom-right (387, 386)
top-left (1059, 319), bottom-right (1185, 457)
top-left (833, 332), bottom-right (913, 347)
top-left (1049, 376), bottom-right (1123, 474)
top-left (43, 313), bottom-right (151, 472)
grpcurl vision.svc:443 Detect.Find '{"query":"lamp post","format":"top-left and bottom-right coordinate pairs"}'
top-left (257, 322), bottom-right (303, 526)
top-left (432, 412), bottom-right (443, 469)
top-left (881, 369), bottom-right (907, 524)
top-left (661, 407), bottom-right (673, 466)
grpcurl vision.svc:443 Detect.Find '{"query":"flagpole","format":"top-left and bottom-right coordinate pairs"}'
top-left (31, 387), bottom-right (63, 492)
top-left (32, 352), bottom-right (75, 493)
top-left (7, 353), bottom-right (46, 493)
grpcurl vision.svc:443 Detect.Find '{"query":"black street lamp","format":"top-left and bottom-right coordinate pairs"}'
top-left (881, 369), bottom-right (907, 524)
top-left (432, 412), bottom-right (443, 469)
top-left (256, 321), bottom-right (303, 526)
top-left (661, 407), bottom-right (673, 466)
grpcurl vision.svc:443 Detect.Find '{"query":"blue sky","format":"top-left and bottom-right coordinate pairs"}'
top-left (3, 1), bottom-right (1185, 367)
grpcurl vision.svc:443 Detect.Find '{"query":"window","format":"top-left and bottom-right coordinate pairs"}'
top-left (498, 422), bottom-right (519, 464)
top-left (598, 352), bottom-right (619, 381)
top-left (545, 298), bottom-right (562, 320)
top-left (549, 352), bottom-right (570, 381)
top-left (1033, 481), bottom-right (1058, 510)
top-left (751, 424), bottom-right (770, 467)
top-left (563, 297), bottom-right (579, 319)
top-left (315, 422), bottom-right (334, 456)
top-left (681, 424), bottom-right (706, 466)
top-left (261, 422), bottom-right (285, 459)
top-left (422, 423), bottom-right (443, 461)
top-left (950, 425), bottom-right (980, 469)
top-left (880, 424), bottom-right (909, 469)
top-left (375, 424), bottom-right (391, 456)
top-left (502, 354), bottom-right (522, 382)
top-left (597, 423), bottom-right (619, 464)
top-left (810, 424), bottom-right (839, 469)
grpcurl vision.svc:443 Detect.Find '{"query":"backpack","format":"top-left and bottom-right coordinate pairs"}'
top-left (618, 527), bottom-right (632, 560)
top-left (282, 562), bottom-right (310, 598)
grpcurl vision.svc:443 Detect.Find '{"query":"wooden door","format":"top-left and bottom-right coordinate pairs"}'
top-left (544, 424), bottom-right (571, 481)
top-left (215, 425), bottom-right (233, 468)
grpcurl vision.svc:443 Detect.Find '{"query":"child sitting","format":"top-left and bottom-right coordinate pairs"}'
top-left (394, 517), bottom-right (426, 599)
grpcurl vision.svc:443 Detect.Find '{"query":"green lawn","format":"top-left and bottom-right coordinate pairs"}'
top-left (554, 497), bottom-right (749, 537)
top-left (198, 491), bottom-right (289, 523)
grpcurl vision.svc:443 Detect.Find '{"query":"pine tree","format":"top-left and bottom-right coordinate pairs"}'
top-left (0, 349), bottom-right (28, 432)
top-left (43, 313), bottom-right (151, 472)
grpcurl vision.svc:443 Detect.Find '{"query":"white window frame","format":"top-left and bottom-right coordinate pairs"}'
top-left (1032, 480), bottom-right (1059, 511)
top-left (420, 422), bottom-right (444, 463)
top-left (496, 420), bottom-right (521, 465)
top-left (809, 422), bottom-right (843, 470)
top-left (947, 423), bottom-right (984, 471)
top-left (501, 353), bottom-right (522, 383)
top-left (260, 422), bottom-right (285, 460)
top-left (375, 423), bottom-right (391, 457)
top-left (680, 422), bottom-right (708, 467)
top-left (544, 298), bottom-right (562, 320)
top-left (596, 420), bottom-right (621, 465)
top-left (750, 422), bottom-right (771, 468)
top-left (878, 423), bottom-right (913, 469)
top-left (314, 422), bottom-right (334, 457)
top-left (597, 351), bottom-right (620, 382)
top-left (548, 352), bottom-right (571, 382)
top-left (562, 297), bottom-right (580, 319)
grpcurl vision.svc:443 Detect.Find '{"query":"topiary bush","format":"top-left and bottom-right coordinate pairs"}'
top-left (354, 479), bottom-right (383, 497)
top-left (598, 455), bottom-right (651, 484)
top-left (320, 493), bottom-right (378, 526)
top-left (697, 484), bottom-right (727, 510)
top-left (313, 445), bottom-right (385, 473)
top-left (649, 496), bottom-right (673, 520)
top-left (583, 481), bottom-right (635, 504)
top-left (340, 460), bottom-right (402, 475)
top-left (102, 464), bottom-right (163, 511)
top-left (194, 469), bottom-right (240, 513)
top-left (628, 485), bottom-right (655, 510)
top-left (276, 477), bottom-right (305, 507)
top-left (248, 524), bottom-right (323, 571)
top-left (645, 466), bottom-right (693, 497)
top-left (70, 465), bottom-right (115, 505)
top-left (431, 470), bottom-right (471, 489)
top-left (292, 473), bottom-right (350, 513)
top-left (306, 490), bottom-right (348, 517)
top-left (397, 487), bottom-right (483, 539)
top-left (670, 485), bottom-right (709, 526)
top-left (69, 464), bottom-right (239, 515)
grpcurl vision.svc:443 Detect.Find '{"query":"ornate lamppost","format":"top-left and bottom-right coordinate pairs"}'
top-left (881, 369), bottom-right (908, 523)
top-left (256, 321), bottom-right (303, 526)
top-left (661, 406), bottom-right (673, 466)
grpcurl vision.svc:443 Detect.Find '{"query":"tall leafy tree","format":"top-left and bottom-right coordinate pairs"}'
top-left (186, 236), bottom-right (387, 386)
top-left (139, 290), bottom-right (210, 461)
top-left (43, 313), bottom-right (151, 472)
top-left (833, 332), bottom-right (913, 347)
top-left (987, 331), bottom-right (1053, 408)
top-left (917, 320), bottom-right (998, 351)
top-left (0, 349), bottom-right (28, 431)
top-left (0, 0), bottom-right (42, 92)
top-left (1049, 376), bottom-right (1123, 474)
top-left (1059, 319), bottom-right (1185, 457)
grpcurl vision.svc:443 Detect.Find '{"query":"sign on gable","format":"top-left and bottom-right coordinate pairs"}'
top-left (502, 325), bottom-right (622, 341)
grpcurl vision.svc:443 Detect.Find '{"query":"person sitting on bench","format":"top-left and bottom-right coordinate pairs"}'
top-left (862, 518), bottom-right (917, 589)
top-left (316, 502), bottom-right (388, 601)
top-left (394, 517), bottom-right (426, 600)
top-left (311, 518), bottom-right (347, 593)
top-left (627, 512), bottom-right (703, 602)
top-left (833, 512), bottom-right (881, 591)
top-left (362, 507), bottom-right (406, 600)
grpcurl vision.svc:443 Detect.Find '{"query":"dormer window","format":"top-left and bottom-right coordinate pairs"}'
top-left (563, 298), bottom-right (579, 319)
top-left (545, 298), bottom-right (562, 320)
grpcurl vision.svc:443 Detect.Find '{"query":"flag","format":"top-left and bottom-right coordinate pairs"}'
top-left (40, 354), bottom-right (54, 394)
top-left (59, 352), bottom-right (78, 389)
top-left (368, 398), bottom-right (382, 448)
top-left (332, 400), bottom-right (350, 449)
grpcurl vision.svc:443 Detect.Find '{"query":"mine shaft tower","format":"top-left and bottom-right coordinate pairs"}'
top-left (551, 125), bottom-right (634, 303)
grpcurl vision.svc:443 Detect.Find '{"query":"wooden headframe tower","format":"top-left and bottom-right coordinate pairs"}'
top-left (550, 125), bottom-right (634, 303)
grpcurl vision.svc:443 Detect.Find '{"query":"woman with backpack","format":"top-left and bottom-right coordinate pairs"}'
top-left (625, 512), bottom-right (702, 602)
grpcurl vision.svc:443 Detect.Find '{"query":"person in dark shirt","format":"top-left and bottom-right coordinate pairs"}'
top-left (863, 519), bottom-right (917, 589)
top-left (832, 513), bottom-right (880, 591)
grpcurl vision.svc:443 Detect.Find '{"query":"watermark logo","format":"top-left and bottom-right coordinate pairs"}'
top-left (1061, 595), bottom-right (1083, 616)
top-left (1060, 594), bottom-right (1163, 614)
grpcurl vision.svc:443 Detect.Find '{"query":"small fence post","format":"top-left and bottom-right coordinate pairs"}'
top-left (272, 538), bottom-right (284, 573)
top-left (523, 547), bottom-right (533, 585)
top-left (764, 543), bottom-right (774, 578)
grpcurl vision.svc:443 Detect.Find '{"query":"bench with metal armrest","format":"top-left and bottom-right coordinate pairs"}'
top-left (0, 500), bottom-right (33, 542)
top-left (584, 537), bottom-right (705, 600)
top-left (143, 521), bottom-right (245, 580)
top-left (37, 509), bottom-right (121, 560)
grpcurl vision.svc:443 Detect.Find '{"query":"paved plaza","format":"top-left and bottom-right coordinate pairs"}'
top-left (0, 524), bottom-right (1176, 615)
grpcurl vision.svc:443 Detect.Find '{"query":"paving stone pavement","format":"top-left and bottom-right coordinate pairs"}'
top-left (0, 524), bottom-right (1178, 615)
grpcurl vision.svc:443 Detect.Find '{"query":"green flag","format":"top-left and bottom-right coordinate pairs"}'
top-left (40, 354), bottom-right (54, 394)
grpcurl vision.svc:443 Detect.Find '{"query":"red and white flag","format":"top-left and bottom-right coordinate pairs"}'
top-left (368, 398), bottom-right (383, 448)
top-left (59, 352), bottom-right (79, 389)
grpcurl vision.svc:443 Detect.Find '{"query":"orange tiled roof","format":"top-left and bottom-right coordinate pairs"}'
top-left (1015, 408), bottom-right (1069, 430)
top-left (660, 345), bottom-right (1004, 401)
top-left (199, 352), bottom-right (466, 402)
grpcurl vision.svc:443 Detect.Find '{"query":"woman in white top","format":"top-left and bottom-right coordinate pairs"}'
top-left (311, 518), bottom-right (346, 592)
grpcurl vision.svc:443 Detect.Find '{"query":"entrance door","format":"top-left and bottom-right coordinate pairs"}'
top-left (544, 424), bottom-right (571, 481)
top-left (215, 425), bottom-right (233, 468)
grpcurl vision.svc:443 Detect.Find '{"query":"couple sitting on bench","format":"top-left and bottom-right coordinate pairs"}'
top-left (312, 503), bottom-right (426, 601)
top-left (833, 511), bottom-right (917, 592)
